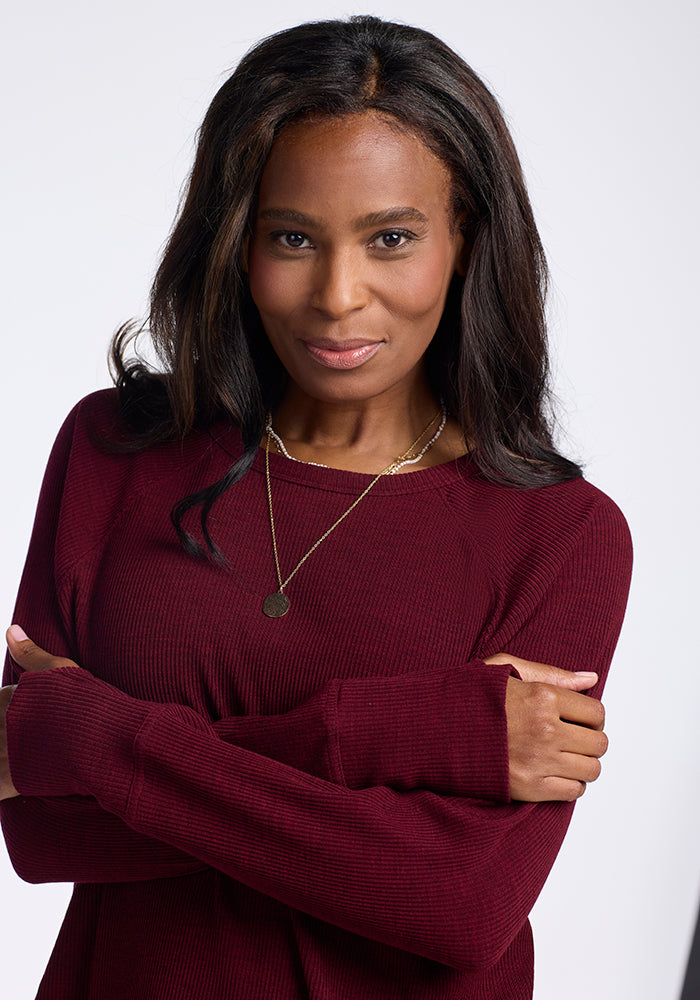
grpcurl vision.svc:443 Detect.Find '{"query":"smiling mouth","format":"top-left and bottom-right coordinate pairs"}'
top-left (302, 341), bottom-right (382, 370)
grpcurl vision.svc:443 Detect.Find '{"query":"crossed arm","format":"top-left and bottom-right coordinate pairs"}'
top-left (1, 628), bottom-right (606, 808)
top-left (0, 628), bottom-right (608, 937)
top-left (0, 631), bottom-right (608, 971)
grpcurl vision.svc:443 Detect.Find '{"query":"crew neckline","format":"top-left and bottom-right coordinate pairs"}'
top-left (256, 445), bottom-right (477, 495)
top-left (209, 422), bottom-right (477, 495)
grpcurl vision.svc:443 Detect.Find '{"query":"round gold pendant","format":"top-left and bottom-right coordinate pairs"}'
top-left (263, 592), bottom-right (290, 618)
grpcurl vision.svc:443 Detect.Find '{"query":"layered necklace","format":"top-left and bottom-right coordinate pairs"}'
top-left (262, 404), bottom-right (447, 618)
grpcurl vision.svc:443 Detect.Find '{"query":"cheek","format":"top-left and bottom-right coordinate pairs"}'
top-left (247, 250), bottom-right (300, 320)
top-left (389, 252), bottom-right (456, 321)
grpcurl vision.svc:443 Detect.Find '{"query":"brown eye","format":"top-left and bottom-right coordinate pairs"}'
top-left (373, 230), bottom-right (414, 250)
top-left (271, 231), bottom-right (311, 249)
top-left (284, 233), bottom-right (307, 248)
top-left (381, 232), bottom-right (405, 248)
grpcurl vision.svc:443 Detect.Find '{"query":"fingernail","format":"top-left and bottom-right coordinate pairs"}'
top-left (574, 671), bottom-right (598, 681)
top-left (8, 624), bottom-right (28, 642)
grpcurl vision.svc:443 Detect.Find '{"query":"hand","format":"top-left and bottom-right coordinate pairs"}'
top-left (0, 683), bottom-right (18, 800)
top-left (1, 625), bottom-right (77, 801)
top-left (484, 653), bottom-right (608, 803)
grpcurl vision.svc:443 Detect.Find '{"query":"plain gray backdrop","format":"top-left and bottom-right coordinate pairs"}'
top-left (2, 2), bottom-right (698, 997)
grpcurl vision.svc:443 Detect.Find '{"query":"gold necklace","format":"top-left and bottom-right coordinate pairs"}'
top-left (262, 408), bottom-right (443, 618)
top-left (265, 404), bottom-right (447, 471)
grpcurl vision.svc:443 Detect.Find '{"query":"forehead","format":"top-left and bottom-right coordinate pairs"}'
top-left (256, 112), bottom-right (454, 221)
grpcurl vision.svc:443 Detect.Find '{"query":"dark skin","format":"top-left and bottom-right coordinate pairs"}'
top-left (487, 653), bottom-right (606, 801)
top-left (1, 627), bottom-right (605, 804)
top-left (0, 113), bottom-right (607, 805)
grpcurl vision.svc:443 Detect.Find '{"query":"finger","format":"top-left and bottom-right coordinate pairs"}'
top-left (553, 751), bottom-right (603, 784)
top-left (518, 664), bottom-right (598, 691)
top-left (5, 625), bottom-right (72, 673)
top-left (0, 684), bottom-right (19, 801)
top-left (0, 685), bottom-right (17, 710)
top-left (538, 776), bottom-right (587, 802)
top-left (511, 776), bottom-right (587, 803)
top-left (484, 654), bottom-right (598, 691)
top-left (545, 685), bottom-right (606, 730)
top-left (557, 722), bottom-right (609, 759)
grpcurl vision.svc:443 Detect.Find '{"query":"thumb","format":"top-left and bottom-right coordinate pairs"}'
top-left (484, 653), bottom-right (597, 691)
top-left (518, 662), bottom-right (598, 691)
top-left (6, 625), bottom-right (75, 674)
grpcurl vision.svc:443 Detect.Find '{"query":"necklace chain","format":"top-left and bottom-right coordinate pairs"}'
top-left (265, 424), bottom-right (329, 467)
top-left (265, 405), bottom-right (447, 472)
top-left (263, 405), bottom-right (446, 617)
top-left (391, 406), bottom-right (447, 471)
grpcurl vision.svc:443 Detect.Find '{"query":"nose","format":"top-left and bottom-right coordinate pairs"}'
top-left (310, 250), bottom-right (369, 319)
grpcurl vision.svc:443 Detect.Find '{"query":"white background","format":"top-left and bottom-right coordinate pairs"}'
top-left (1, 2), bottom-right (698, 997)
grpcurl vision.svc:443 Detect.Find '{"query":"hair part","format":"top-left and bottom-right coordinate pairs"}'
top-left (110, 14), bottom-right (581, 561)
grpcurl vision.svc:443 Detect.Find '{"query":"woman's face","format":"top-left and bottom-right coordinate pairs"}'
top-left (246, 112), bottom-right (464, 406)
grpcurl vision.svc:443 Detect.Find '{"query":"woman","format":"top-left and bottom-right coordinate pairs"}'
top-left (0, 15), bottom-right (631, 1000)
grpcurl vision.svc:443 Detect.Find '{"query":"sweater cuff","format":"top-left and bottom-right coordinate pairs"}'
top-left (6, 666), bottom-right (155, 808)
top-left (333, 662), bottom-right (513, 801)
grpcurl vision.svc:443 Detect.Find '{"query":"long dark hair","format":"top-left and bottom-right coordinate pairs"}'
top-left (111, 15), bottom-right (581, 560)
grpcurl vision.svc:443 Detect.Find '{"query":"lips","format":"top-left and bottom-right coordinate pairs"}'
top-left (303, 340), bottom-right (382, 370)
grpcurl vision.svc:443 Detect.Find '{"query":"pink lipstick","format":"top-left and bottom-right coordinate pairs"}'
top-left (303, 340), bottom-right (382, 370)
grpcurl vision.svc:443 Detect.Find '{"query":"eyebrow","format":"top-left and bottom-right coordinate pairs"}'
top-left (257, 206), bottom-right (429, 230)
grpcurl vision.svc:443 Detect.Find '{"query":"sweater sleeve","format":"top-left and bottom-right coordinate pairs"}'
top-left (1, 402), bottom-right (511, 886)
top-left (4, 499), bottom-right (632, 971)
top-left (212, 658), bottom-right (512, 798)
top-left (1, 659), bottom-right (511, 884)
top-left (2, 660), bottom-right (511, 885)
top-left (0, 406), bottom-right (200, 882)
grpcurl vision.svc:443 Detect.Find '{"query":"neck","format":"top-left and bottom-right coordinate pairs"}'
top-left (269, 378), bottom-right (460, 474)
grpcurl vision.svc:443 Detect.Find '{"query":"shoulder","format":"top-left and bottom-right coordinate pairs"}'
top-left (54, 388), bottom-right (236, 481)
top-left (435, 469), bottom-right (633, 660)
top-left (441, 464), bottom-right (632, 598)
top-left (447, 462), bottom-right (630, 547)
top-left (42, 391), bottom-right (238, 578)
top-left (70, 386), bottom-right (121, 426)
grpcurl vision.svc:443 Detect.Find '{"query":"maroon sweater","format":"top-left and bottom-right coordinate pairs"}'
top-left (2, 391), bottom-right (632, 999)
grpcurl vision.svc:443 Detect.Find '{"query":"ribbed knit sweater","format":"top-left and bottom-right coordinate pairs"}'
top-left (2, 390), bottom-right (632, 999)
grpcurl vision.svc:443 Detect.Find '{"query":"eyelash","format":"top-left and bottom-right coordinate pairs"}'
top-left (269, 229), bottom-right (418, 252)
